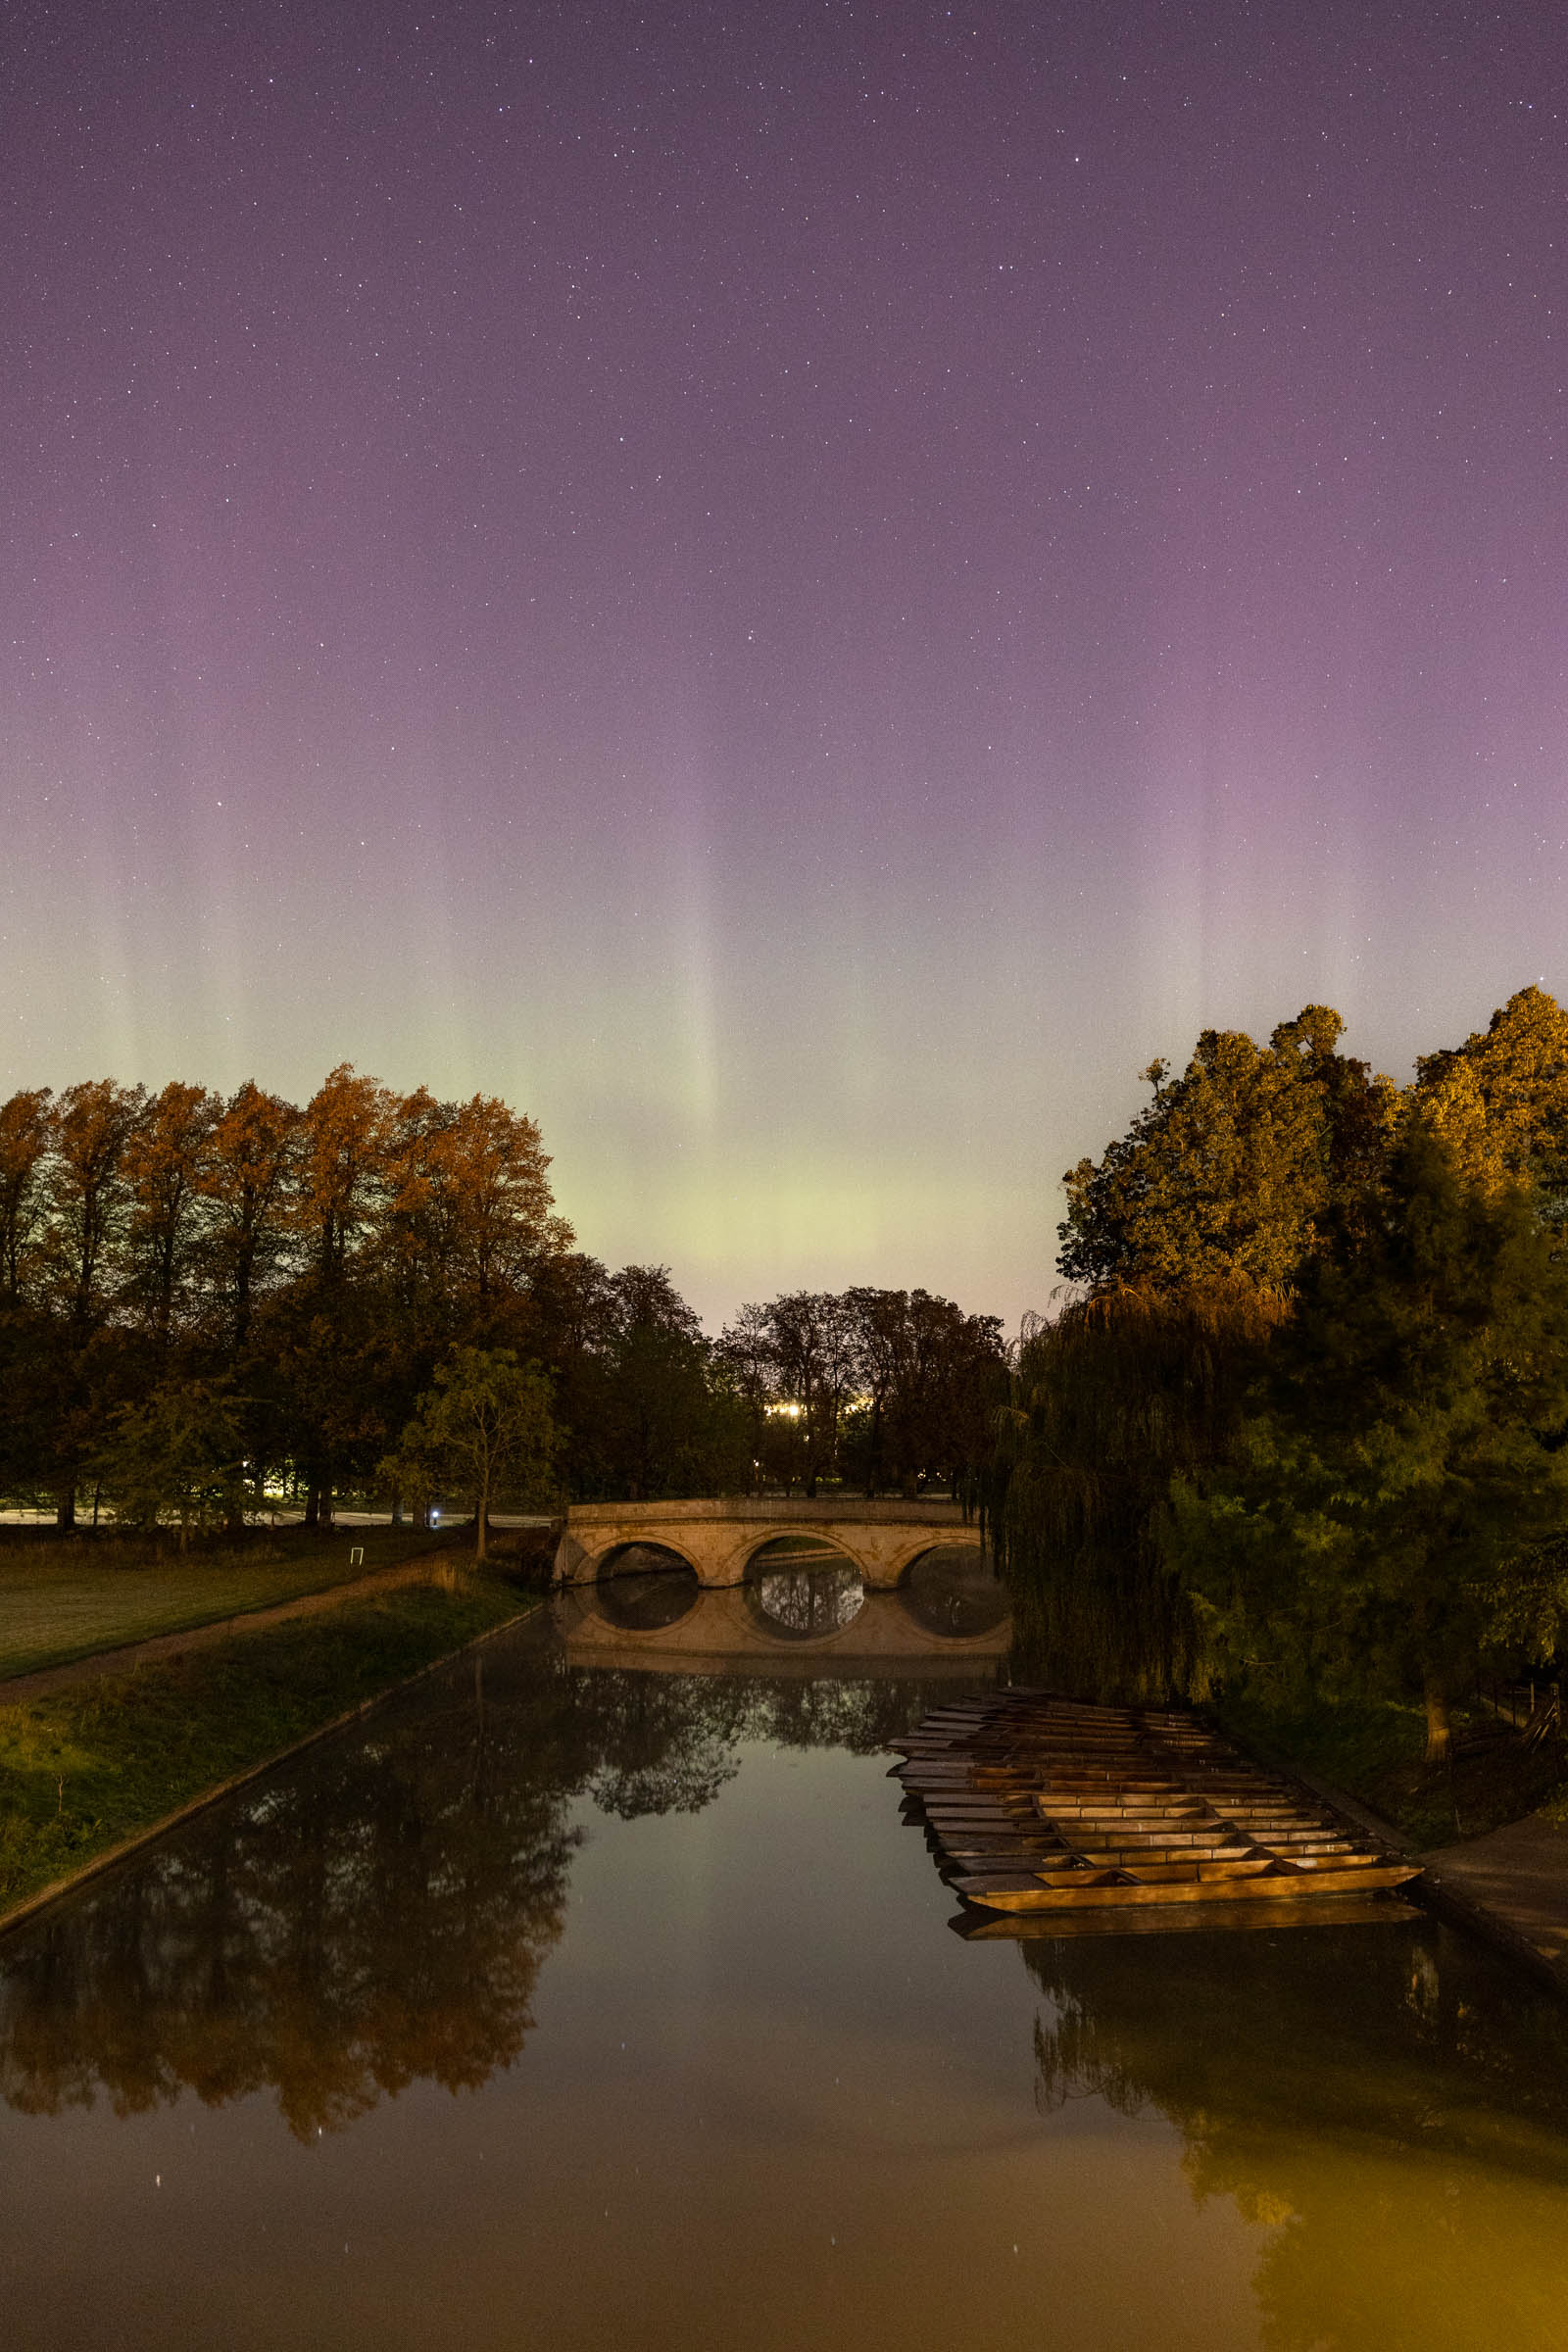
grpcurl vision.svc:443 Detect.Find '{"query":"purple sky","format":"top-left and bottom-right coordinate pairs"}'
top-left (5, 0), bottom-right (1566, 1326)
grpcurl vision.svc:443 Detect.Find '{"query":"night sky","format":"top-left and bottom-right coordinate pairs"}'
top-left (5, 1), bottom-right (1566, 1325)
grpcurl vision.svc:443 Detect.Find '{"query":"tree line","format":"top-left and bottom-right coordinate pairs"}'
top-left (991, 985), bottom-right (1568, 1759)
top-left (0, 1065), bottom-right (1004, 1535)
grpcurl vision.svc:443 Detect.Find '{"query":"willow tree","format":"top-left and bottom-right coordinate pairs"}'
top-left (989, 1281), bottom-right (1283, 1701)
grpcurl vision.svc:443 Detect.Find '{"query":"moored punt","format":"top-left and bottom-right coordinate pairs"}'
top-left (949, 1862), bottom-right (1419, 1910)
top-left (951, 1892), bottom-right (1424, 1940)
top-left (891, 1690), bottom-right (1420, 1922)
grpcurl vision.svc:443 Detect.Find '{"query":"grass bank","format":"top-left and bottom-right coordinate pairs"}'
top-left (1215, 1688), bottom-right (1568, 1849)
top-left (0, 1526), bottom-right (459, 1682)
top-left (0, 1574), bottom-right (531, 1921)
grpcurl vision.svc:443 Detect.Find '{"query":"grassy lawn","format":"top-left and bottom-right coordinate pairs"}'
top-left (1215, 1687), bottom-right (1568, 1850)
top-left (0, 1527), bottom-right (463, 1682)
top-left (0, 1576), bottom-right (531, 1918)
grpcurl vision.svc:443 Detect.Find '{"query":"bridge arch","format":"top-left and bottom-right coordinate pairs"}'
top-left (741, 1530), bottom-right (854, 1572)
top-left (895, 1542), bottom-right (1009, 1639)
top-left (595, 1538), bottom-right (702, 1581)
top-left (555, 1498), bottom-right (985, 1592)
top-left (590, 1552), bottom-right (703, 1632)
top-left (741, 1531), bottom-right (866, 1642)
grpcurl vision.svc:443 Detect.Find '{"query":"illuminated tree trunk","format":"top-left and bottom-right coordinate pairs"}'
top-left (1424, 1669), bottom-right (1452, 1767)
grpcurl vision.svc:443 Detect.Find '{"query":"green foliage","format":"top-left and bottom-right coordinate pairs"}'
top-left (380, 1346), bottom-right (560, 1555)
top-left (1034, 987), bottom-right (1568, 1752)
top-left (1170, 1128), bottom-right (1568, 1752)
top-left (1211, 1685), bottom-right (1568, 1848)
top-left (92, 1374), bottom-right (247, 1546)
top-left (990, 1280), bottom-right (1281, 1701)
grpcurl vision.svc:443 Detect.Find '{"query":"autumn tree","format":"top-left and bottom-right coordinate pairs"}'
top-left (199, 1083), bottom-right (300, 1349)
top-left (294, 1064), bottom-right (393, 1286)
top-left (0, 1063), bottom-right (586, 1526)
top-left (1059, 1006), bottom-right (1395, 1295)
top-left (279, 1067), bottom-right (398, 1520)
top-left (44, 1080), bottom-right (146, 1335)
top-left (432, 1094), bottom-right (573, 1307)
top-left (0, 1089), bottom-right (53, 1304)
top-left (1412, 983), bottom-right (1568, 1211)
top-left (121, 1081), bottom-right (219, 1342)
top-left (28, 1081), bottom-right (148, 1526)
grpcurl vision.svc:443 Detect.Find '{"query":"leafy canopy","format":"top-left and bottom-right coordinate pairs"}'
top-left (1059, 1005), bottom-right (1395, 1295)
top-left (380, 1347), bottom-right (560, 1558)
top-left (1168, 1127), bottom-right (1568, 1752)
top-left (94, 1376), bottom-right (247, 1547)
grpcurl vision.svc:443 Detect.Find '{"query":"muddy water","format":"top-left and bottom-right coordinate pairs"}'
top-left (3, 1578), bottom-right (1568, 2351)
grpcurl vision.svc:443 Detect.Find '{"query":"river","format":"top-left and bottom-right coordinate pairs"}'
top-left (3, 1561), bottom-right (1568, 2350)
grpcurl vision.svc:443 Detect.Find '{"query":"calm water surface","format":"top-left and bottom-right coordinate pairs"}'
top-left (4, 1570), bottom-right (1568, 2351)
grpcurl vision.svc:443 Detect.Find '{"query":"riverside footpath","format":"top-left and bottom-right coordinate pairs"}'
top-left (1421, 1811), bottom-right (1568, 1988)
top-left (0, 1553), bottom-right (467, 1707)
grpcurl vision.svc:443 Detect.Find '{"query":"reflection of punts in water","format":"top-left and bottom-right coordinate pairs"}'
top-left (892, 1690), bottom-right (1421, 1917)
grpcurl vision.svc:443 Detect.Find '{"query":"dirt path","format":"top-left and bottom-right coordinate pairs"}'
top-left (0, 1553), bottom-right (473, 1707)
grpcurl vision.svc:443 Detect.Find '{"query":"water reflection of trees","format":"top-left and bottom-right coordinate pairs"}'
top-left (0, 1643), bottom-right (943, 2139)
top-left (1024, 1925), bottom-right (1568, 2346)
top-left (746, 1563), bottom-right (867, 1638)
top-left (0, 1661), bottom-right (578, 2139)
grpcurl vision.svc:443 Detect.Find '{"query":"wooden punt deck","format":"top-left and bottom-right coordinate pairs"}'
top-left (890, 1690), bottom-right (1420, 1919)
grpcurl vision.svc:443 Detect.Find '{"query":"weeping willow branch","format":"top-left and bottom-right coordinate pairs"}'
top-left (987, 1281), bottom-right (1284, 1702)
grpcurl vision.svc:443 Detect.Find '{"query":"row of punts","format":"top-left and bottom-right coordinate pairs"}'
top-left (891, 1690), bottom-right (1421, 1917)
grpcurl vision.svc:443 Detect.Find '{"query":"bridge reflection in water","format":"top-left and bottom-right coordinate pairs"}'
top-left (558, 1539), bottom-right (1010, 1677)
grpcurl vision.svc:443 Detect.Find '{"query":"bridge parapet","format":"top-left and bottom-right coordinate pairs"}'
top-left (555, 1496), bottom-right (980, 1591)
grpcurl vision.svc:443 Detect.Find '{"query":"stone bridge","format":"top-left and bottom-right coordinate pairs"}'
top-left (553, 1496), bottom-right (983, 1590)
